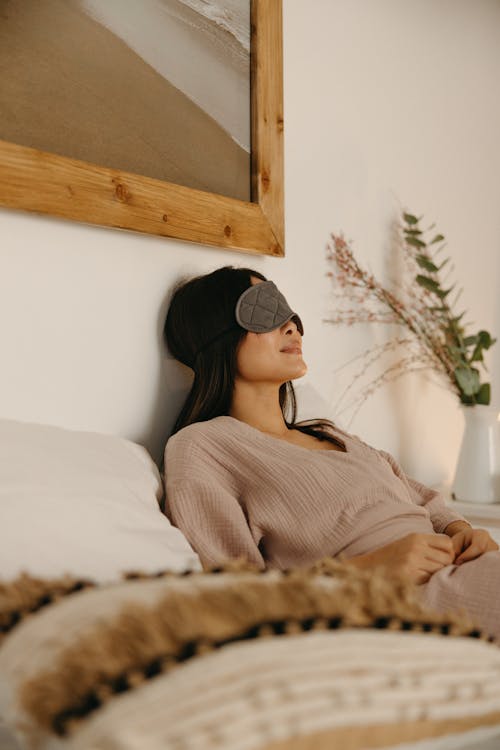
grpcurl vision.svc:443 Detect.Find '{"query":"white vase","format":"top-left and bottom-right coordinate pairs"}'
top-left (452, 405), bottom-right (500, 504)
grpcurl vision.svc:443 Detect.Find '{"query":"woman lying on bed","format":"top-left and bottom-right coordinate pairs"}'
top-left (162, 265), bottom-right (500, 639)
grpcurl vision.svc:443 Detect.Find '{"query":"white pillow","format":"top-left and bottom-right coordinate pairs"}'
top-left (0, 419), bottom-right (201, 583)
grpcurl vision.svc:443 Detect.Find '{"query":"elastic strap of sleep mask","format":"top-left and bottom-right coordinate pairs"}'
top-left (193, 325), bottom-right (239, 362)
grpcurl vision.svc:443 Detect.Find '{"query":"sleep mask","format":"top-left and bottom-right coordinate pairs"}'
top-left (235, 280), bottom-right (304, 335)
top-left (193, 280), bottom-right (303, 362)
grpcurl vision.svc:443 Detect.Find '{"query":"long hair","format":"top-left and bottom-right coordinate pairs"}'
top-left (164, 265), bottom-right (344, 448)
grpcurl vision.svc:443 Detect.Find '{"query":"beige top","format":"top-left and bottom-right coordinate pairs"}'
top-left (163, 416), bottom-right (467, 570)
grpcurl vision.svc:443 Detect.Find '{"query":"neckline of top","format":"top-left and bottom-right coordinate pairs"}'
top-left (219, 416), bottom-right (349, 454)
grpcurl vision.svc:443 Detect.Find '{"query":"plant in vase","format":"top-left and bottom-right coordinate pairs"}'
top-left (324, 210), bottom-right (499, 503)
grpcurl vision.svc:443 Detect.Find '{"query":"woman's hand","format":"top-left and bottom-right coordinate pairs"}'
top-left (347, 533), bottom-right (454, 585)
top-left (444, 521), bottom-right (499, 564)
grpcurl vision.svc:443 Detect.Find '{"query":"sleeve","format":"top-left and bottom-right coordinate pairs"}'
top-left (163, 438), bottom-right (266, 571)
top-left (377, 448), bottom-right (470, 533)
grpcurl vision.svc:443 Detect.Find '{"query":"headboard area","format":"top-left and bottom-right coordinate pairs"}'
top-left (0, 207), bottom-right (330, 466)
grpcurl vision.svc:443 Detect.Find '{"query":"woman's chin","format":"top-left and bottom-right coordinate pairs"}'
top-left (290, 363), bottom-right (308, 379)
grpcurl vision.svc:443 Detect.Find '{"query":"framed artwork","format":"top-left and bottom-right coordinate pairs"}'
top-left (0, 0), bottom-right (284, 257)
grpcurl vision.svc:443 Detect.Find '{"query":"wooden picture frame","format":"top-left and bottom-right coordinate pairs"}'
top-left (0, 0), bottom-right (284, 257)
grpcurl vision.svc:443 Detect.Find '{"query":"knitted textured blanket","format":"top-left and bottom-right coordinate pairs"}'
top-left (1, 559), bottom-right (499, 750)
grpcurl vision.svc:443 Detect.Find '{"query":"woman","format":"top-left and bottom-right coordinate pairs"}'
top-left (163, 265), bottom-right (500, 638)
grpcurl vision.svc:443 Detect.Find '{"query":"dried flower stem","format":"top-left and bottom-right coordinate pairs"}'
top-left (324, 211), bottom-right (496, 417)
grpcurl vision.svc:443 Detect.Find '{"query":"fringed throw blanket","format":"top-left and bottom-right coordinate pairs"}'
top-left (1, 559), bottom-right (500, 750)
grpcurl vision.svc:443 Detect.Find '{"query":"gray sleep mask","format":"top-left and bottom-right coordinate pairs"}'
top-left (235, 281), bottom-right (304, 335)
top-left (193, 280), bottom-right (303, 364)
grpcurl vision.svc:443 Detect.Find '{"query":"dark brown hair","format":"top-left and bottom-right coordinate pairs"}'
top-left (164, 265), bottom-right (344, 448)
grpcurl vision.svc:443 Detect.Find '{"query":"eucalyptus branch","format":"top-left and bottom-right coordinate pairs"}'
top-left (325, 210), bottom-right (496, 414)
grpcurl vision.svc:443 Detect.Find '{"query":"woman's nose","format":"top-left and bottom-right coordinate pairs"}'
top-left (283, 318), bottom-right (300, 334)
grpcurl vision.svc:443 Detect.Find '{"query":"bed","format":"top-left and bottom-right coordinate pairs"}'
top-left (1, 417), bottom-right (500, 750)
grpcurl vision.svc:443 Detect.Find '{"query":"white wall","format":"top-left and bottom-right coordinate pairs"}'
top-left (1, 0), bottom-right (499, 484)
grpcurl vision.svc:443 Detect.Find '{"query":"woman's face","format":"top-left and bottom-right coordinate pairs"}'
top-left (235, 277), bottom-right (307, 384)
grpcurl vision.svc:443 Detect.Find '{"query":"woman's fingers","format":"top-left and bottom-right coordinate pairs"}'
top-left (381, 530), bottom-right (497, 583)
top-left (415, 570), bottom-right (432, 584)
top-left (421, 556), bottom-right (452, 574)
top-left (406, 552), bottom-right (452, 584)
top-left (450, 531), bottom-right (467, 556)
top-left (455, 538), bottom-right (488, 564)
top-left (456, 545), bottom-right (482, 564)
top-left (426, 533), bottom-right (454, 553)
top-left (394, 534), bottom-right (454, 583)
top-left (420, 535), bottom-right (454, 566)
top-left (415, 558), bottom-right (449, 584)
top-left (454, 530), bottom-right (498, 564)
top-left (423, 549), bottom-right (454, 567)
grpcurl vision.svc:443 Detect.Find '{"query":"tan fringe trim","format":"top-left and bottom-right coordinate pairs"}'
top-left (14, 559), bottom-right (483, 736)
top-left (0, 573), bottom-right (94, 639)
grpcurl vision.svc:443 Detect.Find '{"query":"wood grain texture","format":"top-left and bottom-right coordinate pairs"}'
top-left (251, 0), bottom-right (284, 253)
top-left (0, 139), bottom-right (281, 255)
top-left (0, 0), bottom-right (284, 257)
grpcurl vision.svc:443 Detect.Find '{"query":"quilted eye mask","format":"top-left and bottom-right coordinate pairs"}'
top-left (192, 280), bottom-right (303, 364)
top-left (235, 281), bottom-right (304, 335)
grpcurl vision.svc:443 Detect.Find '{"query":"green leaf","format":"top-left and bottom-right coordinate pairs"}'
top-left (463, 336), bottom-right (478, 347)
top-left (476, 383), bottom-right (491, 405)
top-left (415, 255), bottom-right (439, 272)
top-left (430, 234), bottom-right (445, 244)
top-left (470, 345), bottom-right (484, 362)
top-left (435, 285), bottom-right (454, 299)
top-left (477, 330), bottom-right (494, 349)
top-left (460, 393), bottom-right (475, 405)
top-left (416, 275), bottom-right (440, 293)
top-left (406, 236), bottom-right (426, 248)
top-left (455, 367), bottom-right (481, 396)
top-left (403, 213), bottom-right (419, 225)
top-left (404, 229), bottom-right (423, 236)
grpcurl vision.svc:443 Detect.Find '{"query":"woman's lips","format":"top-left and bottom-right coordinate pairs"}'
top-left (281, 347), bottom-right (302, 354)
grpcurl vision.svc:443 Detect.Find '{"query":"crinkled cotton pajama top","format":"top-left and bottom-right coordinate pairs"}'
top-left (165, 416), bottom-right (500, 639)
